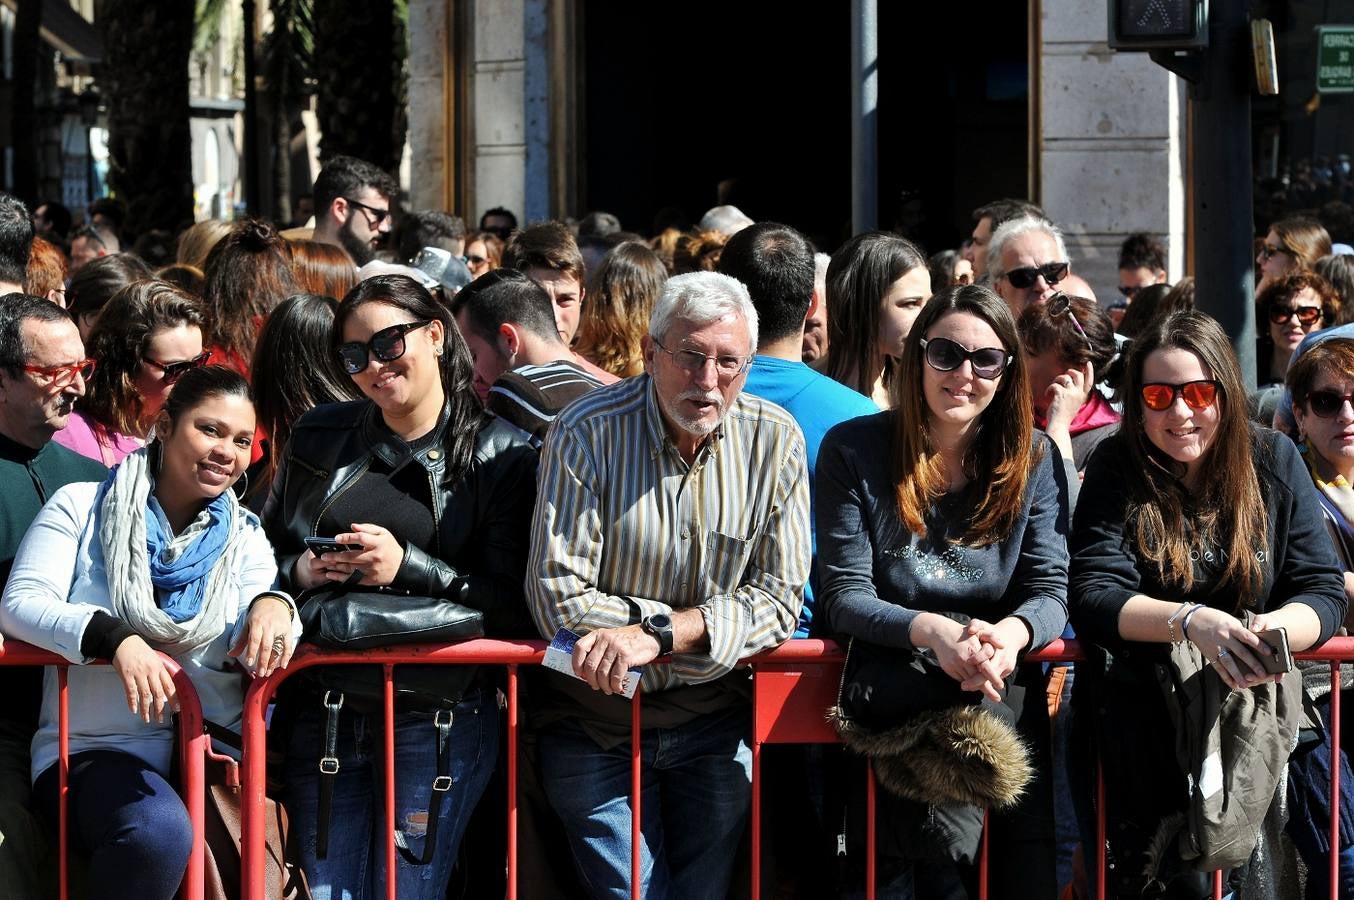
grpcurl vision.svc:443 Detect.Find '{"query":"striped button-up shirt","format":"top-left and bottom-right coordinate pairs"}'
top-left (526, 374), bottom-right (811, 692)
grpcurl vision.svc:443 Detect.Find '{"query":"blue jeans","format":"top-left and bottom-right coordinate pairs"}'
top-left (33, 749), bottom-right (192, 900)
top-left (284, 687), bottom-right (498, 900)
top-left (540, 705), bottom-right (752, 900)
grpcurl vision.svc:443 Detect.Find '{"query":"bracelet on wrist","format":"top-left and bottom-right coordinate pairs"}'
top-left (1180, 604), bottom-right (1205, 643)
top-left (1165, 602), bottom-right (1191, 644)
top-left (250, 591), bottom-right (295, 621)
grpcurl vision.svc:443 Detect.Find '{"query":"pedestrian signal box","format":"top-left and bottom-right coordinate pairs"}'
top-left (1108, 0), bottom-right (1209, 51)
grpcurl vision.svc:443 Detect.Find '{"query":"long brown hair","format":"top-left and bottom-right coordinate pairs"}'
top-left (1120, 311), bottom-right (1267, 607)
top-left (201, 219), bottom-right (297, 364)
top-left (575, 241), bottom-right (667, 377)
top-left (891, 284), bottom-right (1035, 546)
top-left (824, 232), bottom-right (927, 398)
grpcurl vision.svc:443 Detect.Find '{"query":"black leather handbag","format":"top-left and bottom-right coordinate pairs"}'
top-left (295, 574), bottom-right (487, 864)
top-left (296, 573), bottom-right (485, 711)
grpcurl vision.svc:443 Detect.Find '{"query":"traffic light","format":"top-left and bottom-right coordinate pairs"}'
top-left (1108, 0), bottom-right (1209, 51)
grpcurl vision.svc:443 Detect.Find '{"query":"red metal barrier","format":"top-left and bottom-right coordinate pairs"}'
top-left (0, 639), bottom-right (208, 900)
top-left (238, 636), bottom-right (1354, 900)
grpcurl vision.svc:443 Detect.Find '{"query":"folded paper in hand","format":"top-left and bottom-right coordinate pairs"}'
top-left (542, 627), bottom-right (642, 700)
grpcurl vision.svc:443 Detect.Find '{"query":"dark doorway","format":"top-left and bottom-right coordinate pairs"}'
top-left (580, 3), bottom-right (1031, 256)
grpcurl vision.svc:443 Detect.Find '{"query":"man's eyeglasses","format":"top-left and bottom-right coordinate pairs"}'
top-left (1000, 262), bottom-right (1069, 290)
top-left (337, 321), bottom-right (432, 375)
top-left (1258, 244), bottom-right (1289, 262)
top-left (1306, 390), bottom-right (1354, 419)
top-left (919, 337), bottom-right (1011, 380)
top-left (344, 197), bottom-right (391, 228)
top-left (23, 358), bottom-right (96, 389)
top-left (1047, 292), bottom-right (1093, 352)
top-left (141, 351), bottom-right (210, 385)
top-left (1140, 380), bottom-right (1221, 412)
top-left (651, 337), bottom-right (750, 378)
top-left (1268, 303), bottom-right (1322, 326)
top-left (1119, 284), bottom-right (1145, 300)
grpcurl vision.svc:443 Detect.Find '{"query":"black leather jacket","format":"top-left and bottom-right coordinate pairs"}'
top-left (261, 399), bottom-right (538, 638)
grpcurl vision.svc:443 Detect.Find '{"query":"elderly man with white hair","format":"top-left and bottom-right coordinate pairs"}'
top-left (988, 215), bottom-right (1073, 317)
top-left (525, 270), bottom-right (810, 900)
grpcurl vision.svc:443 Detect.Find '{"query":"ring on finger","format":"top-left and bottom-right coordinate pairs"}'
top-left (271, 637), bottom-right (286, 656)
top-left (1218, 647), bottom-right (1231, 661)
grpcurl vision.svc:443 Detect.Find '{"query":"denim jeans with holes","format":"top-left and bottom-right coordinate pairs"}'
top-left (283, 686), bottom-right (497, 900)
top-left (540, 704), bottom-right (752, 900)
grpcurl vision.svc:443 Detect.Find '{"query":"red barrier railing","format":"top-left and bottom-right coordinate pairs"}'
top-left (238, 636), bottom-right (1354, 900)
top-left (0, 640), bottom-right (208, 900)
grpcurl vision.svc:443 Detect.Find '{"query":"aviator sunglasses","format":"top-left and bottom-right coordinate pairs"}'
top-left (1140, 380), bottom-right (1221, 412)
top-left (1267, 303), bottom-right (1321, 326)
top-left (919, 337), bottom-right (1012, 380)
top-left (1001, 261), bottom-right (1069, 290)
top-left (337, 321), bottom-right (433, 375)
top-left (1306, 390), bottom-right (1354, 419)
top-left (141, 350), bottom-right (209, 384)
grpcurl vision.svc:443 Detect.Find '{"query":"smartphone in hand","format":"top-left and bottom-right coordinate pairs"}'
top-left (1255, 627), bottom-right (1294, 675)
top-left (303, 536), bottom-right (359, 555)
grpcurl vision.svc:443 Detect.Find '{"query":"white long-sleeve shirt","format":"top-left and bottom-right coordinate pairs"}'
top-left (0, 482), bottom-right (298, 780)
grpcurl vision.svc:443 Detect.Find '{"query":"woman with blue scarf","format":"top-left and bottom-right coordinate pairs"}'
top-left (0, 366), bottom-right (299, 900)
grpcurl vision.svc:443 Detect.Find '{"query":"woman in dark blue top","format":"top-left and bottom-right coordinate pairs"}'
top-left (1070, 310), bottom-right (1347, 897)
top-left (817, 284), bottom-right (1070, 898)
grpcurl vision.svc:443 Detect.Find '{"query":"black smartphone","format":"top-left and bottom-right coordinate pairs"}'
top-left (1255, 627), bottom-right (1294, 675)
top-left (304, 536), bottom-right (359, 555)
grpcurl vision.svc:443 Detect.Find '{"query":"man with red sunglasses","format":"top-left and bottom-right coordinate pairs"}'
top-left (0, 294), bottom-right (106, 900)
top-left (988, 214), bottom-right (1073, 318)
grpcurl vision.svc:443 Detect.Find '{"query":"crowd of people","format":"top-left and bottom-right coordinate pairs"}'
top-left (0, 151), bottom-right (1353, 900)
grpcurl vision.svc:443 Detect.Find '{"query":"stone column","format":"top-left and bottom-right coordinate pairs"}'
top-left (407, 0), bottom-right (452, 212)
top-left (1039, 0), bottom-right (1187, 303)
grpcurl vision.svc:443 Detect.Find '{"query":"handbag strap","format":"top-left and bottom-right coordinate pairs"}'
top-left (315, 691), bottom-right (344, 860)
top-left (395, 706), bottom-right (455, 867)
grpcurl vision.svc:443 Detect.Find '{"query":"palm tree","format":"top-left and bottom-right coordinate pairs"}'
top-left (312, 0), bottom-right (406, 172)
top-left (96, 0), bottom-right (196, 237)
top-left (261, 0), bottom-right (316, 220)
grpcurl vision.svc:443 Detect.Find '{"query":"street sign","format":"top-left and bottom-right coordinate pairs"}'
top-left (1317, 25), bottom-right (1354, 94)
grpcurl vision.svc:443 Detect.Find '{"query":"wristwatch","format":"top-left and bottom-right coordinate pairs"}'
top-left (641, 613), bottom-right (674, 655)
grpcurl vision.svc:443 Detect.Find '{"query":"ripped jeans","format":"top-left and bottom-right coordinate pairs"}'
top-left (283, 687), bottom-right (498, 900)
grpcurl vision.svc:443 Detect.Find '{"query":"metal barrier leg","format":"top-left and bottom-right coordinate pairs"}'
top-left (384, 663), bottom-right (397, 900)
top-left (751, 732), bottom-right (762, 899)
top-left (508, 665), bottom-right (519, 900)
top-left (1213, 868), bottom-right (1223, 899)
top-left (58, 668), bottom-right (68, 900)
top-left (1096, 757), bottom-right (1106, 900)
top-left (630, 691), bottom-right (642, 899)
top-left (978, 810), bottom-right (989, 900)
top-left (866, 761), bottom-right (876, 900)
top-left (1332, 661), bottom-right (1342, 900)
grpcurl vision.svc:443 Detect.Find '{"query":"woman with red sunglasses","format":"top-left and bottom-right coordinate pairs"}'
top-left (1070, 310), bottom-right (1346, 897)
top-left (54, 280), bottom-right (208, 466)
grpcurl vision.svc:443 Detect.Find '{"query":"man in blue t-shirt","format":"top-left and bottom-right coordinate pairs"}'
top-left (719, 223), bottom-right (878, 638)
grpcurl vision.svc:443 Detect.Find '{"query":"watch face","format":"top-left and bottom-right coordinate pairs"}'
top-left (648, 614), bottom-right (672, 630)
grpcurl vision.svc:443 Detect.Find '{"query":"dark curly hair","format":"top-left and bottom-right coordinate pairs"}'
top-left (82, 280), bottom-right (207, 436)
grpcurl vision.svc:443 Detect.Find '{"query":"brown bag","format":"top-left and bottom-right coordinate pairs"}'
top-left (200, 723), bottom-right (311, 900)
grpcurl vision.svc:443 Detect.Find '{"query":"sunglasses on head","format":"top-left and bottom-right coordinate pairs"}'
top-left (1268, 303), bottom-right (1321, 326)
top-left (337, 320), bottom-right (433, 375)
top-left (919, 336), bottom-right (1012, 380)
top-left (141, 351), bottom-right (209, 385)
top-left (1047, 292), bottom-right (1093, 351)
top-left (1307, 390), bottom-right (1354, 418)
top-left (1140, 380), bottom-right (1221, 412)
top-left (1001, 261), bottom-right (1069, 290)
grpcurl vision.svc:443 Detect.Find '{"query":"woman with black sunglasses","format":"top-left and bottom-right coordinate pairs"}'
top-left (1285, 336), bottom-right (1354, 897)
top-left (260, 273), bottom-right (537, 899)
top-left (55, 280), bottom-right (208, 466)
top-left (817, 284), bottom-right (1069, 897)
top-left (1253, 272), bottom-right (1341, 425)
top-left (1070, 310), bottom-right (1346, 897)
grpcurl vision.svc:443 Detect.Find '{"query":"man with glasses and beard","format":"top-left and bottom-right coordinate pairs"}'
top-left (312, 155), bottom-right (399, 266)
top-left (988, 214), bottom-right (1073, 318)
top-left (526, 271), bottom-right (810, 900)
top-left (0, 294), bottom-right (106, 899)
